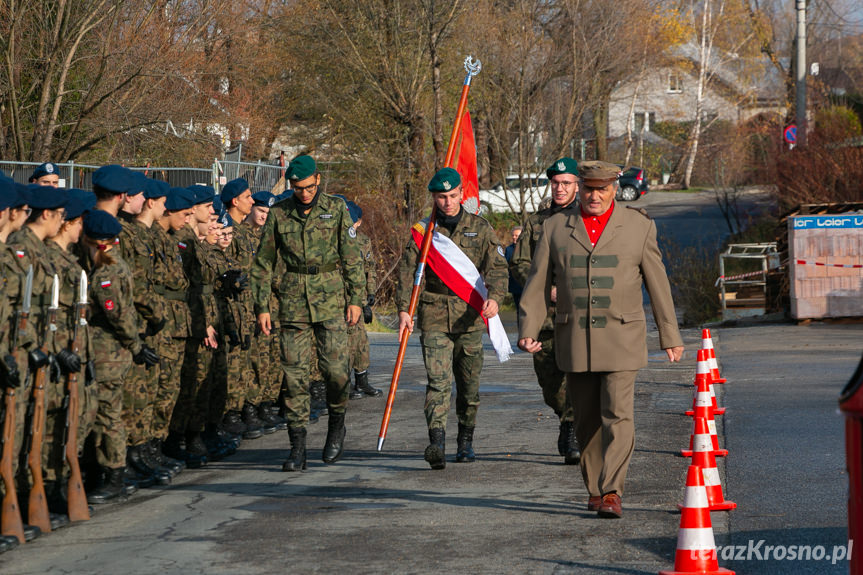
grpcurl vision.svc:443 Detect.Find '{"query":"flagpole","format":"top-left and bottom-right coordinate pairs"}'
top-left (377, 56), bottom-right (482, 452)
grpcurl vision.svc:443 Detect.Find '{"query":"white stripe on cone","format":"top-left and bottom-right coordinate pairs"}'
top-left (692, 433), bottom-right (712, 452)
top-left (702, 466), bottom-right (721, 487)
top-left (676, 527), bottom-right (717, 551)
top-left (682, 486), bottom-right (709, 510)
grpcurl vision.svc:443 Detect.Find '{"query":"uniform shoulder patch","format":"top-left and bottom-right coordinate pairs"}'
top-left (626, 205), bottom-right (651, 219)
top-left (104, 299), bottom-right (114, 311)
top-left (497, 245), bottom-right (505, 258)
top-left (320, 213), bottom-right (334, 219)
top-left (100, 280), bottom-right (112, 288)
top-left (348, 227), bottom-right (357, 239)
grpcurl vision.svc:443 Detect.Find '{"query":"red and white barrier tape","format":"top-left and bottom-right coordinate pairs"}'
top-left (795, 259), bottom-right (863, 269)
top-left (714, 269), bottom-right (765, 286)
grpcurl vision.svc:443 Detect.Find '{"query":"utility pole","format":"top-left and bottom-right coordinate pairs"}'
top-left (796, 0), bottom-right (807, 146)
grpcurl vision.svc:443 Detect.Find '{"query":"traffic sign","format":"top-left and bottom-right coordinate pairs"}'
top-left (784, 124), bottom-right (797, 145)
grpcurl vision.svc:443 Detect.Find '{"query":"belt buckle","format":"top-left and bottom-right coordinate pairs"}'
top-left (307, 265), bottom-right (318, 274)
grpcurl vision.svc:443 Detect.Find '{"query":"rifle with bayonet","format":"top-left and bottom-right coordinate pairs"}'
top-left (0, 265), bottom-right (32, 543)
top-left (24, 273), bottom-right (56, 533)
top-left (64, 270), bottom-right (89, 521)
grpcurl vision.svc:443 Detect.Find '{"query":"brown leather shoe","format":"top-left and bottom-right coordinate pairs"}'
top-left (587, 496), bottom-right (602, 511)
top-left (597, 492), bottom-right (622, 518)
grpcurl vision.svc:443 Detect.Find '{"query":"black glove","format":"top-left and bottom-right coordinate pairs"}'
top-left (241, 334), bottom-right (251, 351)
top-left (145, 317), bottom-right (166, 337)
top-left (363, 304), bottom-right (373, 324)
top-left (227, 330), bottom-right (240, 352)
top-left (219, 270), bottom-right (248, 297)
top-left (56, 348), bottom-right (82, 375)
top-left (49, 354), bottom-right (61, 383)
top-left (133, 345), bottom-right (159, 367)
top-left (28, 348), bottom-right (50, 371)
top-left (367, 294), bottom-right (375, 307)
top-left (1, 354), bottom-right (20, 389)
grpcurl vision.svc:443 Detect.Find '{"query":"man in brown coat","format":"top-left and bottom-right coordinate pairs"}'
top-left (517, 160), bottom-right (684, 518)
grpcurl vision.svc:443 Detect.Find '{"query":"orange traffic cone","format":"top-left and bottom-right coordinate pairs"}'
top-left (660, 465), bottom-right (735, 575)
top-left (681, 365), bottom-right (727, 458)
top-left (685, 417), bottom-right (736, 511)
top-left (687, 350), bottom-right (725, 416)
top-left (701, 329), bottom-right (726, 384)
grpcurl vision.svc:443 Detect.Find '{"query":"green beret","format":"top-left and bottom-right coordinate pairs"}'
top-left (578, 160), bottom-right (620, 183)
top-left (286, 155), bottom-right (317, 181)
top-left (427, 167), bottom-right (461, 193)
top-left (546, 157), bottom-right (579, 179)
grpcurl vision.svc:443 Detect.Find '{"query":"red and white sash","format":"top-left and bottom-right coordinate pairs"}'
top-left (411, 219), bottom-right (512, 362)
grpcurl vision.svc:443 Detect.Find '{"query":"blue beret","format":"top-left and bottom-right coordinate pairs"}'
top-left (165, 187), bottom-right (197, 211)
top-left (346, 201), bottom-right (363, 223)
top-left (218, 211), bottom-right (234, 228)
top-left (212, 195), bottom-right (224, 215)
top-left (286, 156), bottom-right (316, 181)
top-left (126, 172), bottom-right (149, 196)
top-left (11, 183), bottom-right (30, 208)
top-left (30, 162), bottom-right (60, 181)
top-left (0, 177), bottom-right (15, 211)
top-left (83, 209), bottom-right (122, 240)
top-left (220, 178), bottom-right (249, 204)
top-left (26, 184), bottom-right (69, 210)
top-left (188, 184), bottom-right (215, 205)
top-left (252, 191), bottom-right (276, 207)
top-left (93, 165), bottom-right (135, 195)
top-left (143, 178), bottom-right (169, 199)
top-left (428, 167), bottom-right (461, 192)
top-left (64, 189), bottom-right (96, 220)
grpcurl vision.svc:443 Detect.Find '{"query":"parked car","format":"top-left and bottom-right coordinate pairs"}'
top-left (616, 165), bottom-right (649, 201)
top-left (479, 173), bottom-right (550, 213)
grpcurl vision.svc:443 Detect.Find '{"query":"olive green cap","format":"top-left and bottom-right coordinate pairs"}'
top-left (578, 160), bottom-right (620, 184)
top-left (286, 155), bottom-right (317, 181)
top-left (545, 157), bottom-right (579, 179)
top-left (427, 167), bottom-right (461, 193)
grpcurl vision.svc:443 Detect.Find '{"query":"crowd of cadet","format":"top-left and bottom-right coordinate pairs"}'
top-left (0, 161), bottom-right (380, 553)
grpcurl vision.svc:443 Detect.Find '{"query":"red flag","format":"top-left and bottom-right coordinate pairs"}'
top-left (455, 110), bottom-right (480, 214)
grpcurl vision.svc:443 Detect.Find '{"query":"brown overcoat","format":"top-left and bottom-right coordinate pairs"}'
top-left (518, 203), bottom-right (682, 372)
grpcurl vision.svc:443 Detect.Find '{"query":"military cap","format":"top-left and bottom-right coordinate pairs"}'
top-left (143, 178), bottom-right (169, 200)
top-left (30, 162), bottom-right (60, 182)
top-left (83, 209), bottom-right (122, 240)
top-left (127, 171), bottom-right (148, 196)
top-left (286, 155), bottom-right (316, 181)
top-left (546, 157), bottom-right (579, 179)
top-left (10, 182), bottom-right (30, 208)
top-left (164, 187), bottom-right (197, 211)
top-left (428, 167), bottom-right (461, 193)
top-left (188, 184), bottom-right (215, 205)
top-left (26, 183), bottom-right (69, 210)
top-left (218, 211), bottom-right (234, 228)
top-left (252, 191), bottom-right (276, 207)
top-left (212, 195), bottom-right (224, 215)
top-left (0, 177), bottom-right (15, 211)
top-left (64, 188), bottom-right (96, 220)
top-left (93, 165), bottom-right (135, 195)
top-left (578, 160), bottom-right (621, 185)
top-left (220, 178), bottom-right (249, 204)
top-left (346, 200), bottom-right (363, 223)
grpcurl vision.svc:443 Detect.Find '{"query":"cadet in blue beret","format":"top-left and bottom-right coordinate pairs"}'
top-left (188, 184), bottom-right (216, 205)
top-left (220, 178), bottom-right (249, 204)
top-left (252, 191), bottom-right (275, 207)
top-left (247, 192), bottom-right (273, 229)
top-left (221, 178), bottom-right (253, 227)
top-left (30, 162), bottom-right (61, 187)
top-left (92, 165), bottom-right (137, 220)
top-left (0, 176), bottom-right (15, 212)
top-left (83, 209), bottom-right (122, 240)
top-left (164, 187), bottom-right (197, 212)
top-left (212, 195), bottom-right (224, 216)
top-left (122, 172), bottom-right (148, 219)
top-left (143, 178), bottom-right (170, 200)
top-left (0, 182), bottom-right (30, 241)
top-left (63, 188), bottom-right (95, 221)
top-left (25, 183), bottom-right (69, 211)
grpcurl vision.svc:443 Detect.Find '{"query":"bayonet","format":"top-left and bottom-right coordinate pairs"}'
top-left (49, 274), bottom-right (59, 332)
top-left (78, 271), bottom-right (88, 326)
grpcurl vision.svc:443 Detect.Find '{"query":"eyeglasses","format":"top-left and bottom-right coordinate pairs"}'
top-left (21, 207), bottom-right (33, 216)
top-left (292, 182), bottom-right (318, 193)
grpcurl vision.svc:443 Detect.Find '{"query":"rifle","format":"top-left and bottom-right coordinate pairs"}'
top-left (64, 270), bottom-right (89, 522)
top-left (0, 265), bottom-right (32, 543)
top-left (377, 56), bottom-right (482, 451)
top-left (24, 273), bottom-right (57, 533)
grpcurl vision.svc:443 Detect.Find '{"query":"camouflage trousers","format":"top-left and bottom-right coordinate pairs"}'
top-left (205, 346), bottom-right (228, 425)
top-left (347, 322), bottom-right (370, 373)
top-left (149, 335), bottom-right (184, 442)
top-left (169, 338), bottom-right (210, 435)
top-left (42, 371), bottom-right (86, 483)
top-left (246, 326), bottom-right (271, 406)
top-left (420, 329), bottom-right (484, 430)
top-left (92, 360), bottom-right (131, 469)
top-left (225, 340), bottom-right (249, 413)
top-left (533, 329), bottom-right (573, 422)
top-left (279, 319), bottom-right (350, 428)
top-left (268, 317), bottom-right (285, 402)
top-left (122, 343), bottom-right (159, 447)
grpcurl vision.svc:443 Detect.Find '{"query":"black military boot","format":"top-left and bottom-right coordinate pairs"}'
top-left (87, 467), bottom-right (127, 504)
top-left (220, 410), bottom-right (248, 438)
top-left (185, 432), bottom-right (209, 468)
top-left (260, 401), bottom-right (288, 431)
top-left (163, 431), bottom-right (204, 469)
top-left (322, 412), bottom-right (346, 464)
top-left (240, 404), bottom-right (265, 439)
top-left (282, 427), bottom-right (307, 472)
top-left (310, 380), bottom-right (328, 417)
top-left (126, 445), bottom-right (159, 486)
top-left (348, 377), bottom-right (363, 400)
top-left (139, 442), bottom-right (175, 483)
top-left (561, 421), bottom-right (581, 465)
top-left (455, 423), bottom-right (476, 463)
top-left (424, 428), bottom-right (446, 470)
top-left (355, 370), bottom-right (381, 397)
top-left (151, 438), bottom-right (184, 476)
top-left (43, 481), bottom-right (71, 530)
top-left (123, 466), bottom-right (145, 492)
top-left (202, 425), bottom-right (234, 461)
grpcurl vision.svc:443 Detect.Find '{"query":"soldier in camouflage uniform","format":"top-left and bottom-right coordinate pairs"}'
top-left (397, 168), bottom-right (508, 470)
top-left (344, 202), bottom-right (381, 400)
top-left (510, 157), bottom-right (581, 465)
top-left (251, 155), bottom-right (364, 472)
top-left (81, 209), bottom-right (159, 504)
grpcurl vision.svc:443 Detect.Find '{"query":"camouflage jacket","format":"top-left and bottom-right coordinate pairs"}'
top-left (357, 231), bottom-right (376, 301)
top-left (397, 208), bottom-right (508, 333)
top-left (119, 216), bottom-right (166, 329)
top-left (150, 224), bottom-right (192, 338)
top-left (210, 246), bottom-right (244, 338)
top-left (7, 226), bottom-right (58, 350)
top-left (0, 243), bottom-right (28, 356)
top-left (195, 240), bottom-right (223, 331)
top-left (45, 241), bottom-right (94, 360)
top-left (85, 252), bottom-right (143, 361)
top-left (228, 220), bottom-right (258, 319)
top-left (251, 192), bottom-right (364, 323)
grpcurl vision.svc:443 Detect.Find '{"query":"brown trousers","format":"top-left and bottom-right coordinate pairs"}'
top-left (566, 370), bottom-right (637, 497)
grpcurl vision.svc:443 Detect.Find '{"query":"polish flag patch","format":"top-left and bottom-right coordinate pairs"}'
top-left (15, 250), bottom-right (24, 258)
top-left (104, 299), bottom-right (114, 311)
top-left (100, 280), bottom-right (112, 288)
top-left (178, 242), bottom-right (187, 250)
